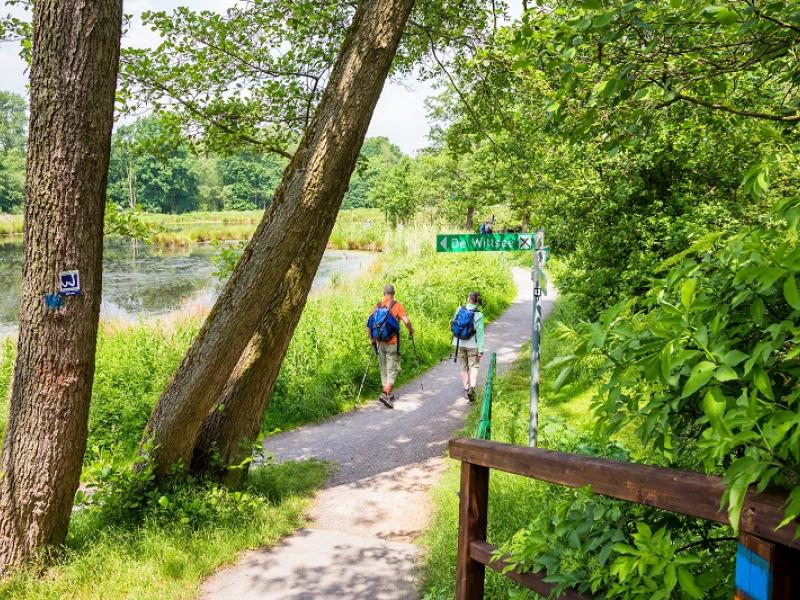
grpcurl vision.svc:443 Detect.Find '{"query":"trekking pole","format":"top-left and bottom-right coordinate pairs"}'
top-left (410, 336), bottom-right (424, 390)
top-left (356, 342), bottom-right (378, 405)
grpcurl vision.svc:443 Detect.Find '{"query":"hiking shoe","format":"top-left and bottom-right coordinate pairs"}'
top-left (468, 388), bottom-right (477, 403)
top-left (463, 388), bottom-right (471, 401)
top-left (379, 393), bottom-right (394, 409)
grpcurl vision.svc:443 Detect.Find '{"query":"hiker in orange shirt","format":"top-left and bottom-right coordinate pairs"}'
top-left (366, 284), bottom-right (414, 408)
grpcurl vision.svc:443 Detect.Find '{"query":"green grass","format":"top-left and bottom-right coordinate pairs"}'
top-left (0, 460), bottom-right (330, 600)
top-left (0, 208), bottom-right (389, 250)
top-left (0, 214), bottom-right (23, 235)
top-left (419, 295), bottom-right (637, 599)
top-left (146, 208), bottom-right (388, 249)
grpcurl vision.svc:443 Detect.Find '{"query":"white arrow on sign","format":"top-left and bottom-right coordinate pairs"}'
top-left (439, 237), bottom-right (448, 251)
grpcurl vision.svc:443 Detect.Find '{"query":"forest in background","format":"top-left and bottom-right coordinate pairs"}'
top-left (0, 91), bottom-right (405, 215)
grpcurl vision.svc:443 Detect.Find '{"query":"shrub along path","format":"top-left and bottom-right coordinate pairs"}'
top-left (199, 268), bottom-right (555, 599)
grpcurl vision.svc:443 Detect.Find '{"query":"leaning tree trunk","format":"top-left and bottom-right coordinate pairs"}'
top-left (0, 0), bottom-right (122, 572)
top-left (142, 0), bottom-right (416, 477)
top-left (189, 267), bottom-right (303, 484)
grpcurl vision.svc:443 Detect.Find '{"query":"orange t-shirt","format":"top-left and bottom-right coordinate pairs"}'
top-left (370, 298), bottom-right (406, 345)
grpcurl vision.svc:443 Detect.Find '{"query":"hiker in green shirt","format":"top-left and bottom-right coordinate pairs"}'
top-left (451, 291), bottom-right (485, 402)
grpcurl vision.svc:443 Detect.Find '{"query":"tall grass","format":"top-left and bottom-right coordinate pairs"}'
top-left (139, 210), bottom-right (263, 226)
top-left (0, 225), bottom-right (516, 468)
top-left (148, 223), bottom-right (258, 248)
top-left (267, 239), bottom-right (514, 431)
top-left (0, 214), bottom-right (23, 235)
top-left (0, 208), bottom-right (389, 250)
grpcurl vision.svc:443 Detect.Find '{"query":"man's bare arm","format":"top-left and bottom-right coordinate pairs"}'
top-left (402, 316), bottom-right (414, 337)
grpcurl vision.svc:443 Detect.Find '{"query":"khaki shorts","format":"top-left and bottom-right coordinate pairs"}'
top-left (458, 347), bottom-right (480, 371)
top-left (377, 343), bottom-right (401, 387)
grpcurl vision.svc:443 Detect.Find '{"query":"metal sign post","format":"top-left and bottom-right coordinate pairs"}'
top-left (529, 230), bottom-right (545, 447)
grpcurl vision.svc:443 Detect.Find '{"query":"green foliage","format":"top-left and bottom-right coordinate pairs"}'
top-left (102, 119), bottom-right (406, 217)
top-left (413, 0), bottom-right (799, 317)
top-left (211, 240), bottom-right (248, 280)
top-left (103, 201), bottom-right (157, 241)
top-left (83, 321), bottom-right (199, 467)
top-left (106, 116), bottom-right (201, 214)
top-left (216, 151), bottom-right (284, 210)
top-left (0, 90), bottom-right (26, 154)
top-left (510, 0), bottom-right (800, 141)
top-left (0, 338), bottom-right (14, 435)
top-left (368, 157), bottom-right (419, 226)
top-left (115, 0), bottom-right (497, 158)
top-left (342, 137), bottom-right (405, 209)
top-left (503, 491), bottom-right (724, 599)
top-left (0, 227), bottom-right (515, 468)
top-left (551, 203), bottom-right (800, 536)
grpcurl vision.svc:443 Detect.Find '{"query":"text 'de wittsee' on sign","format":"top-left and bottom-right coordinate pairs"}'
top-left (437, 233), bottom-right (533, 253)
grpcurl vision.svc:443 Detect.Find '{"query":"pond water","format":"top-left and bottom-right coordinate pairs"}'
top-left (0, 238), bottom-right (376, 337)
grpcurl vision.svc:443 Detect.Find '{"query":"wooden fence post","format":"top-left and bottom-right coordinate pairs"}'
top-left (456, 461), bottom-right (489, 600)
top-left (736, 533), bottom-right (800, 600)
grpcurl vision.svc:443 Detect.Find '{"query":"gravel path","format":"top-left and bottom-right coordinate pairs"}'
top-left (199, 268), bottom-right (556, 600)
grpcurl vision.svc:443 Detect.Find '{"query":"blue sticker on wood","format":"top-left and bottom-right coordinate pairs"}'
top-left (735, 542), bottom-right (772, 600)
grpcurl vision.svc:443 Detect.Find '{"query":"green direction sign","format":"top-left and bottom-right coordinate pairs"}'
top-left (437, 233), bottom-right (533, 253)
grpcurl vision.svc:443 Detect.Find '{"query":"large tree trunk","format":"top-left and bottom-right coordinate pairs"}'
top-left (0, 0), bottom-right (122, 572)
top-left (466, 205), bottom-right (475, 230)
top-left (143, 0), bottom-right (416, 477)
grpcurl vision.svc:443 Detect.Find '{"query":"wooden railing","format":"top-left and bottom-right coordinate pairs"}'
top-left (450, 438), bottom-right (800, 600)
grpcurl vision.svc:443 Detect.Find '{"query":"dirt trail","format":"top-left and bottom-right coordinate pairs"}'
top-left (200, 268), bottom-right (556, 599)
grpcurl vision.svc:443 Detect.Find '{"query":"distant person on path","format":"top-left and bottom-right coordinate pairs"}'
top-left (367, 284), bottom-right (414, 409)
top-left (451, 291), bottom-right (484, 401)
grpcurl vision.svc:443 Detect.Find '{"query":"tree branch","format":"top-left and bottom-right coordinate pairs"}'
top-left (133, 76), bottom-right (294, 158)
top-left (669, 92), bottom-right (800, 122)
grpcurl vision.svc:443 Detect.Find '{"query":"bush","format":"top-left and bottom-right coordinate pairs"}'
top-left (551, 199), bottom-right (800, 532)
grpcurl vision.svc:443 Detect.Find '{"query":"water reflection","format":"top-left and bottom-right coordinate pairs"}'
top-left (0, 238), bottom-right (376, 337)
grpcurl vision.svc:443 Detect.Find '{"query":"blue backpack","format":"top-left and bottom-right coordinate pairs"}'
top-left (451, 306), bottom-right (477, 340)
top-left (368, 301), bottom-right (401, 344)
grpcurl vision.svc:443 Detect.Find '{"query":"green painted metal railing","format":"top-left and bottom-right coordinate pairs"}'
top-left (474, 352), bottom-right (497, 440)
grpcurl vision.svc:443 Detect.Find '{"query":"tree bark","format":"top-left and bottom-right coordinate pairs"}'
top-left (143, 0), bottom-right (416, 477)
top-left (0, 0), bottom-right (122, 572)
top-left (466, 205), bottom-right (475, 230)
